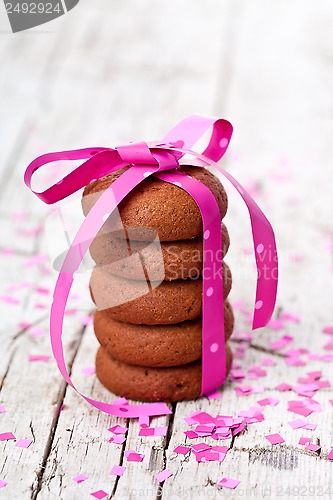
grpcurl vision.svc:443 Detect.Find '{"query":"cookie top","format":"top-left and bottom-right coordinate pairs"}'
top-left (94, 300), bottom-right (234, 367)
top-left (95, 343), bottom-right (233, 402)
top-left (90, 263), bottom-right (232, 325)
top-left (89, 223), bottom-right (230, 282)
top-left (82, 165), bottom-right (228, 241)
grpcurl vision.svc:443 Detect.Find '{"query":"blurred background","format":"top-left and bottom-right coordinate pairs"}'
top-left (0, 0), bottom-right (332, 323)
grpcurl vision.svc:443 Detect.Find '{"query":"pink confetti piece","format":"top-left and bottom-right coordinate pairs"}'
top-left (268, 319), bottom-right (284, 330)
top-left (299, 437), bottom-right (311, 445)
top-left (257, 397), bottom-right (279, 407)
top-left (0, 405), bottom-right (6, 413)
top-left (35, 287), bottom-right (50, 295)
top-left (28, 327), bottom-right (45, 338)
top-left (155, 469), bottom-right (173, 483)
top-left (305, 443), bottom-right (321, 452)
top-left (288, 419), bottom-right (307, 429)
top-left (0, 295), bottom-right (20, 305)
top-left (217, 477), bottom-right (241, 489)
top-left (18, 321), bottom-right (32, 330)
top-left (262, 357), bottom-right (275, 366)
top-left (271, 335), bottom-right (293, 350)
top-left (0, 432), bottom-right (15, 441)
top-left (79, 315), bottom-right (94, 326)
top-left (303, 422), bottom-right (317, 431)
top-left (327, 449), bottom-right (333, 460)
top-left (0, 248), bottom-right (14, 256)
top-left (81, 366), bottom-right (96, 375)
top-left (280, 312), bottom-right (300, 323)
top-left (125, 450), bottom-right (144, 462)
top-left (0, 479), bottom-right (7, 489)
top-left (265, 434), bottom-right (285, 445)
top-left (323, 326), bottom-right (333, 335)
top-left (110, 465), bottom-right (126, 477)
top-left (91, 490), bottom-right (108, 499)
top-left (206, 389), bottom-right (221, 399)
top-left (15, 439), bottom-right (33, 448)
top-left (108, 425), bottom-right (128, 435)
top-left (28, 355), bottom-right (50, 362)
top-left (108, 436), bottom-right (126, 445)
top-left (72, 474), bottom-right (88, 483)
top-left (139, 426), bottom-right (168, 437)
top-left (276, 383), bottom-right (292, 392)
top-left (173, 445), bottom-right (190, 455)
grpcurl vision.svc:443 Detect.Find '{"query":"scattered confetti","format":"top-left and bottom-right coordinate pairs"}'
top-left (81, 366), bottom-right (96, 375)
top-left (155, 469), bottom-right (173, 483)
top-left (108, 436), bottom-right (126, 445)
top-left (217, 477), bottom-right (241, 489)
top-left (265, 434), bottom-right (285, 445)
top-left (173, 445), bottom-right (190, 455)
top-left (0, 479), bottom-right (7, 489)
top-left (72, 474), bottom-right (88, 483)
top-left (108, 425), bottom-right (128, 435)
top-left (110, 465), bottom-right (126, 477)
top-left (305, 443), bottom-right (321, 452)
top-left (91, 490), bottom-right (108, 499)
top-left (0, 432), bottom-right (15, 441)
top-left (15, 439), bottom-right (33, 448)
top-left (28, 354), bottom-right (50, 362)
top-left (125, 450), bottom-right (144, 462)
top-left (139, 426), bottom-right (167, 437)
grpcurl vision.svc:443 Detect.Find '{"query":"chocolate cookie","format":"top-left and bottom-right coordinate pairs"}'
top-left (82, 165), bottom-right (228, 241)
top-left (90, 263), bottom-right (232, 325)
top-left (94, 300), bottom-right (234, 367)
top-left (89, 223), bottom-right (230, 281)
top-left (95, 343), bottom-right (233, 402)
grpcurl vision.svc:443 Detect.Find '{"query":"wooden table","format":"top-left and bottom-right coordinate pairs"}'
top-left (1, 1), bottom-right (333, 498)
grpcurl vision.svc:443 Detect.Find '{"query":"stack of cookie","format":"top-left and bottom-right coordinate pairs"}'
top-left (82, 166), bottom-right (233, 402)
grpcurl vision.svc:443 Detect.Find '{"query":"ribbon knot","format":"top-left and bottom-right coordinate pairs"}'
top-left (116, 140), bottom-right (181, 172)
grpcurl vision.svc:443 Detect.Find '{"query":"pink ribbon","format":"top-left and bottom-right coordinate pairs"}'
top-left (24, 115), bottom-right (278, 418)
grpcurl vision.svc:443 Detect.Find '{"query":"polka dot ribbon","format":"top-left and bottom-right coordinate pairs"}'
top-left (24, 115), bottom-right (278, 418)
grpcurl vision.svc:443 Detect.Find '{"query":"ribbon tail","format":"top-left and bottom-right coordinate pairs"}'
top-left (51, 165), bottom-right (171, 417)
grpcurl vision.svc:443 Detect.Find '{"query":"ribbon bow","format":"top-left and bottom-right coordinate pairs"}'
top-left (24, 115), bottom-right (278, 418)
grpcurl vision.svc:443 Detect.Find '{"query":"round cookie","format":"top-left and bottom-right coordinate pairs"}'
top-left (82, 165), bottom-right (228, 241)
top-left (90, 263), bottom-right (232, 325)
top-left (95, 343), bottom-right (233, 402)
top-left (94, 300), bottom-right (234, 367)
top-left (89, 223), bottom-right (230, 281)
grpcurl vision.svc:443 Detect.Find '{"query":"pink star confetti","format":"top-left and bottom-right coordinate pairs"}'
top-left (0, 432), bottom-right (15, 441)
top-left (217, 477), bottom-right (241, 489)
top-left (15, 439), bottom-right (33, 448)
top-left (72, 474), bottom-right (88, 483)
top-left (155, 469), bottom-right (173, 483)
top-left (110, 465), bottom-right (126, 477)
top-left (91, 490), bottom-right (108, 499)
top-left (265, 434), bottom-right (285, 445)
